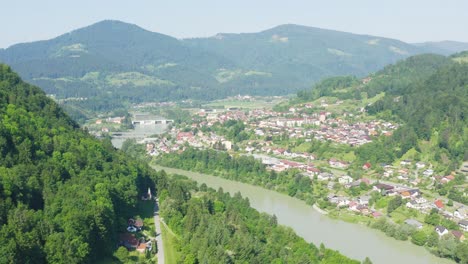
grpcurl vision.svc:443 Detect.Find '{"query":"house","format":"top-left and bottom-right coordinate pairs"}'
top-left (372, 211), bottom-right (383, 218)
top-left (318, 172), bottom-right (334, 181)
top-left (338, 175), bottom-right (353, 185)
top-left (400, 160), bottom-right (411, 166)
top-left (459, 220), bottom-right (468, 231)
top-left (348, 201), bottom-right (359, 211)
top-left (435, 226), bottom-right (449, 236)
top-left (136, 242), bottom-right (147, 253)
top-left (134, 219), bottom-right (144, 231)
top-left (176, 131), bottom-right (193, 141)
top-left (119, 233), bottom-right (139, 249)
top-left (400, 191), bottom-right (411, 199)
top-left (358, 196), bottom-right (370, 205)
top-left (406, 200), bottom-right (418, 209)
top-left (415, 196), bottom-right (427, 204)
top-left (327, 181), bottom-right (336, 190)
top-left (434, 200), bottom-right (444, 210)
top-left (336, 197), bottom-right (350, 207)
top-left (454, 207), bottom-right (467, 220)
top-left (373, 183), bottom-right (394, 193)
top-left (404, 219), bottom-right (423, 229)
top-left (416, 162), bottom-right (426, 169)
top-left (451, 230), bottom-right (465, 241)
top-left (423, 169), bottom-right (434, 177)
top-left (362, 162), bottom-right (372, 170)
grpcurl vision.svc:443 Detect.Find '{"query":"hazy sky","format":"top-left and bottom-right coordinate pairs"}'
top-left (2, 0), bottom-right (468, 48)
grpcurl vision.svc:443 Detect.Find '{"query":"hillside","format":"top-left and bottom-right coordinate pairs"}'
top-left (0, 64), bottom-right (165, 262)
top-left (296, 53), bottom-right (467, 171)
top-left (0, 20), bottom-right (457, 114)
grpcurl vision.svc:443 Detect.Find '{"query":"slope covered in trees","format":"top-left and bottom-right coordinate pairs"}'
top-left (0, 64), bottom-right (163, 262)
top-left (159, 175), bottom-right (360, 264)
top-left (361, 54), bottom-right (468, 170)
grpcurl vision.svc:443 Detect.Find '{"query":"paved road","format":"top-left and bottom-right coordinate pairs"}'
top-left (154, 199), bottom-right (165, 264)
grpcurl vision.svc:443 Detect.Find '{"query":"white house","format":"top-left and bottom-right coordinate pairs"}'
top-left (459, 220), bottom-right (468, 231)
top-left (338, 175), bottom-right (353, 185)
top-left (435, 226), bottom-right (449, 236)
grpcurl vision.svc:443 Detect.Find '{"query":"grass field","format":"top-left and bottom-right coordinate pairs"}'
top-left (161, 222), bottom-right (180, 264)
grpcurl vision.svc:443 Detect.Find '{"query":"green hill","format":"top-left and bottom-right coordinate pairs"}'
top-left (365, 53), bottom-right (467, 167)
top-left (0, 64), bottom-right (164, 262)
top-left (0, 20), bottom-right (456, 114)
top-left (296, 53), bottom-right (467, 170)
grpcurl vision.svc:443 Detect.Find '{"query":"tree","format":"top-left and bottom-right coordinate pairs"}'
top-left (411, 231), bottom-right (427, 246)
top-left (362, 257), bottom-right (373, 264)
top-left (427, 231), bottom-right (439, 247)
top-left (113, 247), bottom-right (129, 263)
top-left (387, 196), bottom-right (402, 214)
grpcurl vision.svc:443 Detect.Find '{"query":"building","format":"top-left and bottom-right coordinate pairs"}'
top-left (404, 219), bottom-right (423, 229)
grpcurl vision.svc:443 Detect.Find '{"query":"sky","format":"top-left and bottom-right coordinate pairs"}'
top-left (2, 0), bottom-right (468, 48)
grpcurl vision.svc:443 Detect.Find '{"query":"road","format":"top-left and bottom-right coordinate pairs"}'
top-left (154, 199), bottom-right (165, 264)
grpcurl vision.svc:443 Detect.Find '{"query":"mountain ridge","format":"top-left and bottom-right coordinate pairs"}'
top-left (1, 20), bottom-right (467, 113)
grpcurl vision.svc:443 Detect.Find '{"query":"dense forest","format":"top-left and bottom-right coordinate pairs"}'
top-left (159, 174), bottom-right (361, 264)
top-left (0, 64), bottom-right (165, 262)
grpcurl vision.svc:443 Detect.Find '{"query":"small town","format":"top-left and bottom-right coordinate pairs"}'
top-left (87, 94), bottom-right (467, 252)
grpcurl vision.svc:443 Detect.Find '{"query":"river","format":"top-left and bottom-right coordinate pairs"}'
top-left (153, 166), bottom-right (454, 264)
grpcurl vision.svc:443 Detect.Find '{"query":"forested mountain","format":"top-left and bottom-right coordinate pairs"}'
top-left (0, 20), bottom-right (460, 113)
top-left (361, 53), bottom-right (468, 169)
top-left (0, 64), bottom-right (164, 262)
top-left (298, 53), bottom-right (467, 171)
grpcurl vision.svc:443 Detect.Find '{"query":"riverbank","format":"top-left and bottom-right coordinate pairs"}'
top-left (313, 203), bottom-right (329, 215)
top-left (152, 165), bottom-right (454, 264)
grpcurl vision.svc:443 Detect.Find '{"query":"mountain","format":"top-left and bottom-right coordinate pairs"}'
top-left (0, 20), bottom-right (460, 113)
top-left (414, 40), bottom-right (468, 55)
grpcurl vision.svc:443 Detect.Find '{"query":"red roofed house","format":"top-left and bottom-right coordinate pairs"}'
top-left (177, 132), bottom-right (193, 141)
top-left (434, 200), bottom-right (444, 209)
top-left (119, 233), bottom-right (139, 249)
top-left (362, 162), bottom-right (371, 170)
top-left (136, 242), bottom-right (147, 253)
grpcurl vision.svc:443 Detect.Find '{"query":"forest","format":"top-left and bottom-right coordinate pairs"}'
top-left (362, 53), bottom-right (467, 172)
top-left (158, 174), bottom-right (361, 264)
top-left (0, 64), bottom-right (166, 262)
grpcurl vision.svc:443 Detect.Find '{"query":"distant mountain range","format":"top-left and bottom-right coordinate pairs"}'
top-left (0, 20), bottom-right (467, 108)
